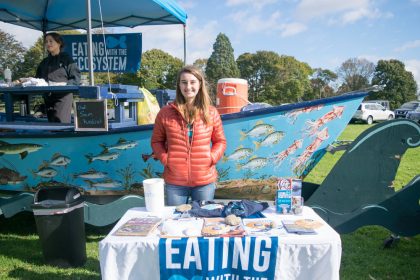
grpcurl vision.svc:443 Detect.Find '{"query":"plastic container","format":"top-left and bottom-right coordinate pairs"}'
top-left (143, 178), bottom-right (164, 212)
top-left (32, 186), bottom-right (86, 267)
top-left (4, 67), bottom-right (12, 84)
top-left (216, 78), bottom-right (249, 114)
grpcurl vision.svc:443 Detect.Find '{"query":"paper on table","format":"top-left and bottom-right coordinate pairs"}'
top-left (160, 218), bottom-right (204, 238)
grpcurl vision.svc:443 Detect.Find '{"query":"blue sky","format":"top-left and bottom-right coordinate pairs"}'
top-left (1, 0), bottom-right (420, 89)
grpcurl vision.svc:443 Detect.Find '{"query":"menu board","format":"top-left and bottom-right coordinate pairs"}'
top-left (74, 100), bottom-right (108, 131)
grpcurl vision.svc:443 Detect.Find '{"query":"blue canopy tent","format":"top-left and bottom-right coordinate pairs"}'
top-left (0, 0), bottom-right (188, 84)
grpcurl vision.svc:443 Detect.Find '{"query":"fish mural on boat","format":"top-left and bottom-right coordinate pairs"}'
top-left (0, 141), bottom-right (42, 159)
top-left (0, 167), bottom-right (27, 185)
top-left (0, 92), bottom-right (367, 198)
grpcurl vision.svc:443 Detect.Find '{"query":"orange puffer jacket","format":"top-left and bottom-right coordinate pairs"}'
top-left (151, 103), bottom-right (226, 187)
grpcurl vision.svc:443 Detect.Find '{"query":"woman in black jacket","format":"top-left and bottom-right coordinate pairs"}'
top-left (36, 32), bottom-right (81, 123)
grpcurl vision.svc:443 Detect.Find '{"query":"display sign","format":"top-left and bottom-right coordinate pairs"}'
top-left (74, 100), bottom-right (108, 131)
top-left (62, 33), bottom-right (142, 73)
top-left (159, 236), bottom-right (278, 280)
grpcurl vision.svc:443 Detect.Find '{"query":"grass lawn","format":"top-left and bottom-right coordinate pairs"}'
top-left (1, 123), bottom-right (419, 279)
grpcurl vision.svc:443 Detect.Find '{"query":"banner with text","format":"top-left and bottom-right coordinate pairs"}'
top-left (62, 33), bottom-right (142, 73)
top-left (159, 236), bottom-right (278, 280)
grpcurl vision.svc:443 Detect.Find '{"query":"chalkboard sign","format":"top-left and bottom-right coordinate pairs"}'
top-left (74, 100), bottom-right (108, 131)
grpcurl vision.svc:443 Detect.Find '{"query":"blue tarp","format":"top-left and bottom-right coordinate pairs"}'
top-left (0, 0), bottom-right (187, 32)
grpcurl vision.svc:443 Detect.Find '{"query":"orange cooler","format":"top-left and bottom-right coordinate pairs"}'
top-left (216, 78), bottom-right (248, 114)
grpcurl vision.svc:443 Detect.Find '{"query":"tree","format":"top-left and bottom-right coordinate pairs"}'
top-left (309, 68), bottom-right (338, 100)
top-left (15, 36), bottom-right (44, 79)
top-left (337, 58), bottom-right (375, 92)
top-left (237, 51), bottom-right (281, 102)
top-left (236, 51), bottom-right (313, 104)
top-left (193, 58), bottom-right (207, 75)
top-left (0, 29), bottom-right (26, 79)
top-left (137, 49), bottom-right (183, 89)
top-left (205, 33), bottom-right (240, 100)
top-left (371, 59), bottom-right (418, 109)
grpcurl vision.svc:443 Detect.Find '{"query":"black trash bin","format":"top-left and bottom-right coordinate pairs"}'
top-left (32, 186), bottom-right (87, 267)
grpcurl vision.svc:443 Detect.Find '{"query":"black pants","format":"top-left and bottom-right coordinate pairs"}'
top-left (44, 93), bottom-right (73, 123)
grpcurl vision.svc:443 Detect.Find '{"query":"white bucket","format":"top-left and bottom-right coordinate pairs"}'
top-left (143, 178), bottom-right (165, 212)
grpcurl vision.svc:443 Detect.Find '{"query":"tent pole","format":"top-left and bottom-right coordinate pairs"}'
top-left (86, 0), bottom-right (95, 86)
top-left (183, 24), bottom-right (186, 65)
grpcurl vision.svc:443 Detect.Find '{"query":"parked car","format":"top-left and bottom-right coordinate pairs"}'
top-left (364, 100), bottom-right (390, 110)
top-left (352, 102), bottom-right (395, 124)
top-left (394, 101), bottom-right (420, 119)
top-left (406, 107), bottom-right (420, 123)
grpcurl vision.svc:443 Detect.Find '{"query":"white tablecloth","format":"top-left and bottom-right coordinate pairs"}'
top-left (99, 206), bottom-right (341, 280)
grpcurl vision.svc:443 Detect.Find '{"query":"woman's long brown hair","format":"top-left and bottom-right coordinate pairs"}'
top-left (175, 65), bottom-right (212, 125)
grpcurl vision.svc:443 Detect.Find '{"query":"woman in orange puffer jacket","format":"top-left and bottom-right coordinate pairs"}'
top-left (151, 65), bottom-right (226, 206)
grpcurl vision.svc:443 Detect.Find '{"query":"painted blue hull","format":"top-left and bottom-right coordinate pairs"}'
top-left (0, 92), bottom-right (367, 199)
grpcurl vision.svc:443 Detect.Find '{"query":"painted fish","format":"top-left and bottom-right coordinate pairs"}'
top-left (100, 138), bottom-right (138, 151)
top-left (73, 169), bottom-right (108, 179)
top-left (49, 153), bottom-right (71, 167)
top-left (32, 167), bottom-right (57, 178)
top-left (253, 131), bottom-right (285, 150)
top-left (85, 179), bottom-right (122, 189)
top-left (85, 151), bottom-right (120, 163)
top-left (0, 141), bottom-right (42, 159)
top-left (0, 167), bottom-right (27, 185)
top-left (239, 122), bottom-right (275, 140)
top-left (222, 147), bottom-right (253, 162)
top-left (286, 104), bottom-right (324, 124)
top-left (236, 157), bottom-right (269, 171)
top-left (304, 106), bottom-right (344, 135)
top-left (274, 139), bottom-right (303, 164)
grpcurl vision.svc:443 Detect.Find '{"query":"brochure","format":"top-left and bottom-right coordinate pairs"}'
top-left (202, 217), bottom-right (245, 237)
top-left (242, 218), bottom-right (278, 236)
top-left (114, 217), bottom-right (162, 236)
top-left (282, 220), bottom-right (318, 235)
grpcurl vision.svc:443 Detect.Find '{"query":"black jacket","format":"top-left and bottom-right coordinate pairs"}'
top-left (36, 52), bottom-right (80, 85)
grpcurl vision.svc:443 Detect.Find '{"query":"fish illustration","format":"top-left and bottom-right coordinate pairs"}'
top-left (292, 128), bottom-right (329, 173)
top-left (85, 179), bottom-right (122, 189)
top-left (32, 167), bottom-right (57, 178)
top-left (286, 104), bottom-right (324, 124)
top-left (222, 147), bottom-right (253, 162)
top-left (85, 151), bottom-right (120, 164)
top-left (100, 138), bottom-right (138, 151)
top-left (0, 167), bottom-right (27, 185)
top-left (73, 169), bottom-right (108, 179)
top-left (274, 139), bottom-right (303, 165)
top-left (304, 106), bottom-right (344, 135)
top-left (236, 157), bottom-right (268, 171)
top-left (239, 121), bottom-right (275, 140)
top-left (253, 131), bottom-right (285, 150)
top-left (0, 141), bottom-right (42, 159)
top-left (47, 153), bottom-right (71, 167)
top-left (106, 35), bottom-right (127, 48)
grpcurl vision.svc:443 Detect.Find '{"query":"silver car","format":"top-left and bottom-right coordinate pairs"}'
top-left (352, 102), bottom-right (395, 124)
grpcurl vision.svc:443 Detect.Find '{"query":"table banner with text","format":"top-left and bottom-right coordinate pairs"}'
top-left (158, 236), bottom-right (278, 280)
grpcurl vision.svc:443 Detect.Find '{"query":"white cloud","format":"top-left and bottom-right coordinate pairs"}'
top-left (178, 0), bottom-right (197, 10)
top-left (280, 22), bottom-right (307, 37)
top-left (230, 10), bottom-right (282, 33)
top-left (394, 40), bottom-right (420, 52)
top-left (295, 0), bottom-right (391, 25)
top-left (132, 16), bottom-right (219, 64)
top-left (405, 59), bottom-right (420, 89)
top-left (226, 0), bottom-right (278, 10)
top-left (296, 0), bottom-right (370, 20)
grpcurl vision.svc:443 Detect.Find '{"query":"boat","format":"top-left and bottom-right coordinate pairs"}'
top-left (0, 87), bottom-right (368, 200)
